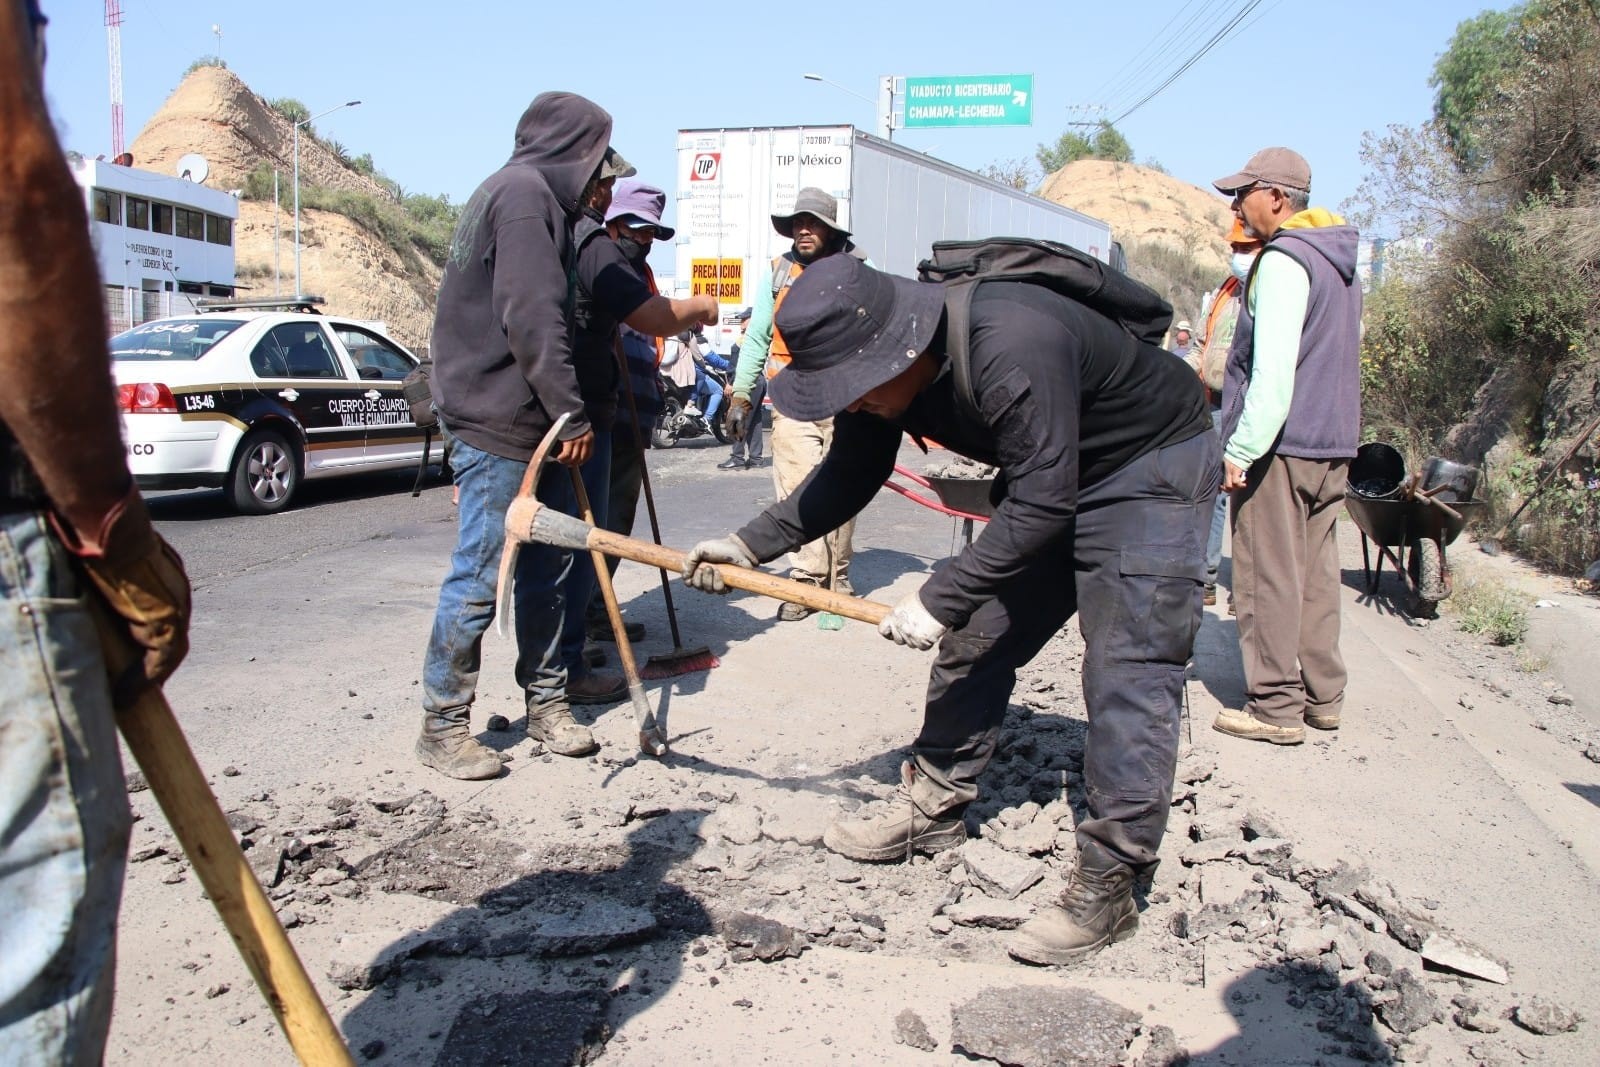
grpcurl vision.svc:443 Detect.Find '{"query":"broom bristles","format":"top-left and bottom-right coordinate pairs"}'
top-left (640, 647), bottom-right (720, 680)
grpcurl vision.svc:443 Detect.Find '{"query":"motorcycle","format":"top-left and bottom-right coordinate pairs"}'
top-left (654, 360), bottom-right (731, 448)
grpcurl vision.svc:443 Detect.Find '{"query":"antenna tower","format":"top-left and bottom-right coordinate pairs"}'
top-left (105, 0), bottom-right (125, 157)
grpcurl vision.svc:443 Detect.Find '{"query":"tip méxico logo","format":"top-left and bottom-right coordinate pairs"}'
top-left (690, 152), bottom-right (721, 182)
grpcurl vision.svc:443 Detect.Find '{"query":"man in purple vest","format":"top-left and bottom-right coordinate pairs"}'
top-left (1208, 148), bottom-right (1362, 745)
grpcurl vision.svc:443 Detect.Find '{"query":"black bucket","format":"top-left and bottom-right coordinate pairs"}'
top-left (1421, 456), bottom-right (1479, 502)
top-left (1350, 442), bottom-right (1406, 499)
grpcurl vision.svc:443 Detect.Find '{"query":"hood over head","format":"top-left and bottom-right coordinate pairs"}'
top-left (509, 92), bottom-right (615, 217)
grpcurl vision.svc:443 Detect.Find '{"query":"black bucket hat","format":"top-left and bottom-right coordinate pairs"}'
top-left (768, 255), bottom-right (945, 421)
top-left (771, 187), bottom-right (851, 239)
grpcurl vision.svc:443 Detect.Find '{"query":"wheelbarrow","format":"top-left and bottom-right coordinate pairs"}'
top-left (883, 464), bottom-right (992, 548)
top-left (1344, 444), bottom-right (1484, 614)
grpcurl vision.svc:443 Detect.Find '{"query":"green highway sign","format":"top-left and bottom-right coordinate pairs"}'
top-left (901, 74), bottom-right (1034, 129)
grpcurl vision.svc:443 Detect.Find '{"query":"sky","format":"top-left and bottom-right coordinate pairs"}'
top-left (44, 0), bottom-right (1497, 268)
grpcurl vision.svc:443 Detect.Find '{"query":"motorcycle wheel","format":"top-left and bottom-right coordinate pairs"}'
top-left (711, 404), bottom-right (729, 444)
top-left (653, 397), bottom-right (681, 449)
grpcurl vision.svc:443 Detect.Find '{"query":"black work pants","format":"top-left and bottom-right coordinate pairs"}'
top-left (912, 431), bottom-right (1220, 869)
top-left (729, 373), bottom-right (766, 462)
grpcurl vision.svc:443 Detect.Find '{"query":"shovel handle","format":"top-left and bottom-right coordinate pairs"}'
top-left (581, 526), bottom-right (892, 626)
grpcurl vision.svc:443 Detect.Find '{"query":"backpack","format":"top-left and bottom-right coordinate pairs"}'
top-left (916, 237), bottom-right (1173, 421)
top-left (401, 359), bottom-right (439, 497)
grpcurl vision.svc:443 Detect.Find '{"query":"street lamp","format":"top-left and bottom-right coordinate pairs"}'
top-left (803, 73), bottom-right (895, 141)
top-left (293, 99), bottom-right (361, 297)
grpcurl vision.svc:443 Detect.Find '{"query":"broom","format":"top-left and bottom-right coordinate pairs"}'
top-left (611, 334), bottom-right (718, 679)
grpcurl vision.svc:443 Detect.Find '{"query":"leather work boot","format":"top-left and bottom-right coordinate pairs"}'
top-left (526, 702), bottom-right (598, 757)
top-left (1212, 707), bottom-right (1305, 745)
top-left (568, 670), bottom-right (627, 705)
top-left (779, 574), bottom-right (821, 622)
top-left (1305, 709), bottom-right (1341, 731)
top-left (415, 707), bottom-right (503, 781)
top-left (823, 761), bottom-right (967, 862)
top-left (588, 618), bottom-right (646, 643)
top-left (1008, 840), bottom-right (1139, 966)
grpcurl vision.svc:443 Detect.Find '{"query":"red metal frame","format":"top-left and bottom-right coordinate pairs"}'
top-left (883, 464), bottom-right (990, 523)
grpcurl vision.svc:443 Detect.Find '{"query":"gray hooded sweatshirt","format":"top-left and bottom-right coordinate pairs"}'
top-left (430, 92), bottom-right (612, 461)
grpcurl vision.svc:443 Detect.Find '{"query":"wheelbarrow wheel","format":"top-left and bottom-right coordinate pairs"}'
top-left (1409, 538), bottom-right (1446, 614)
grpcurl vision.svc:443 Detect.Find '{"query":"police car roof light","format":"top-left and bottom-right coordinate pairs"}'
top-left (195, 295), bottom-right (327, 314)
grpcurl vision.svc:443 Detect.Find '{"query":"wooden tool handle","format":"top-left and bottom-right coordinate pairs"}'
top-left (583, 527), bottom-right (892, 626)
top-left (100, 618), bottom-right (354, 1065)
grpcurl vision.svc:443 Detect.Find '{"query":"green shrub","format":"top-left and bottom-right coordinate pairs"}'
top-left (1448, 573), bottom-right (1530, 645)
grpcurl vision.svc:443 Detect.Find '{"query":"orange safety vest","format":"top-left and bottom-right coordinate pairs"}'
top-left (764, 254), bottom-right (805, 378)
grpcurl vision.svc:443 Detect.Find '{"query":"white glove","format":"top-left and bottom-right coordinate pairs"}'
top-left (683, 534), bottom-right (758, 594)
top-left (878, 590), bottom-right (947, 650)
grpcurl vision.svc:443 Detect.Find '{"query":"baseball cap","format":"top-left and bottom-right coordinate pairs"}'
top-left (1213, 147), bottom-right (1311, 196)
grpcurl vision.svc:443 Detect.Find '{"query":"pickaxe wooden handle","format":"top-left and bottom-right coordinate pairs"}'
top-left (97, 618), bottom-right (353, 1065)
top-left (507, 505), bottom-right (893, 626)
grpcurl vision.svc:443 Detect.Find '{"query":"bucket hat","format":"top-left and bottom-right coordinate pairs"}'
top-left (772, 187), bottom-right (851, 239)
top-left (1213, 146), bottom-right (1310, 196)
top-left (768, 255), bottom-right (944, 421)
top-left (605, 180), bottom-right (674, 239)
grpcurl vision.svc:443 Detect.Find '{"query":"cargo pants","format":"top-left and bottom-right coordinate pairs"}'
top-left (770, 409), bottom-right (855, 588)
top-left (911, 432), bottom-right (1220, 870)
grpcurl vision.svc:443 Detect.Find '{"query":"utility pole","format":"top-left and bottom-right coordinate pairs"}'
top-left (104, 0), bottom-right (124, 158)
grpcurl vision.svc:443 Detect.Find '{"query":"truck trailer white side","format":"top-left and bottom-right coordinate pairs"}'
top-left (675, 125), bottom-right (1114, 352)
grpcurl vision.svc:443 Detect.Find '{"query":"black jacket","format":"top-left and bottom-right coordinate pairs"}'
top-left (737, 281), bottom-right (1212, 625)
top-left (430, 92), bottom-right (611, 461)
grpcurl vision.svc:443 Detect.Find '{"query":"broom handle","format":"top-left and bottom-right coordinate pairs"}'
top-left (581, 525), bottom-right (891, 626)
top-left (612, 334), bottom-right (685, 649)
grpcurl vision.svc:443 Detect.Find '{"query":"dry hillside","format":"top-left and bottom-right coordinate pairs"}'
top-left (129, 67), bottom-right (440, 351)
top-left (1040, 159), bottom-right (1234, 274)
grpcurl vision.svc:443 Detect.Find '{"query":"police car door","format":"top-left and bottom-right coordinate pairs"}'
top-left (329, 323), bottom-right (423, 467)
top-left (247, 321), bottom-right (367, 474)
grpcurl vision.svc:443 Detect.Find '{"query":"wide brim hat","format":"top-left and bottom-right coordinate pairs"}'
top-left (767, 255), bottom-right (944, 421)
top-left (771, 186), bottom-right (851, 239)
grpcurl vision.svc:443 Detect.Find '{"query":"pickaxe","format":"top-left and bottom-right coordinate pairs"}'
top-left (495, 413), bottom-right (669, 755)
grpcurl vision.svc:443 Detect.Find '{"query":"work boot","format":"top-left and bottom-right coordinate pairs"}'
top-left (1203, 583), bottom-right (1217, 606)
top-left (823, 761), bottom-right (967, 862)
top-left (831, 574), bottom-right (853, 597)
top-left (1008, 841), bottom-right (1139, 966)
top-left (588, 617), bottom-right (646, 643)
top-left (568, 670), bottom-right (627, 705)
top-left (415, 707), bottom-right (503, 781)
top-left (1305, 708), bottom-right (1341, 731)
top-left (526, 701), bottom-right (598, 756)
top-left (582, 641), bottom-right (607, 669)
top-left (1212, 707), bottom-right (1305, 745)
top-left (780, 574), bottom-right (821, 622)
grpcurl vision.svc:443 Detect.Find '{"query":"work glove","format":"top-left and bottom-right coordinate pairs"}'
top-left (726, 395), bottom-right (753, 441)
top-left (683, 534), bottom-right (758, 594)
top-left (878, 590), bottom-right (947, 651)
top-left (60, 489), bottom-right (192, 697)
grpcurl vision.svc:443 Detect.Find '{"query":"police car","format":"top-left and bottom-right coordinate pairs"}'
top-left (112, 298), bottom-right (433, 514)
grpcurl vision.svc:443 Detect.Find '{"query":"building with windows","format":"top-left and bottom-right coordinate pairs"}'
top-left (72, 157), bottom-right (239, 331)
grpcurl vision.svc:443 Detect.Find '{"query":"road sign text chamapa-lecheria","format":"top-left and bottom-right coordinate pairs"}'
top-left (902, 74), bottom-right (1034, 128)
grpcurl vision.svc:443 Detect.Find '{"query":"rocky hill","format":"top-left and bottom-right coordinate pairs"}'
top-left (129, 67), bottom-right (440, 351)
top-left (1039, 159), bottom-right (1235, 324)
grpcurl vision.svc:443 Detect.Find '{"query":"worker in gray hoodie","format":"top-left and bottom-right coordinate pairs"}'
top-left (417, 91), bottom-right (625, 780)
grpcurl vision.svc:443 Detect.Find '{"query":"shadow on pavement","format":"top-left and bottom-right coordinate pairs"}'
top-left (339, 810), bottom-right (711, 1066)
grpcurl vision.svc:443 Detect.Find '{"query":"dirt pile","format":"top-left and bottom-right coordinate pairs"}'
top-left (127, 67), bottom-right (440, 351)
top-left (1039, 159), bottom-right (1233, 276)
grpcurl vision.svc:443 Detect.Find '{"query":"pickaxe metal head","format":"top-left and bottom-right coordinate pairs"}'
top-left (495, 412), bottom-right (572, 637)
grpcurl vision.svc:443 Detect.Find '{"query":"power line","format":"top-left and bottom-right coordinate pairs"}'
top-left (1110, 0), bottom-right (1266, 125)
top-left (1086, 0), bottom-right (1206, 108)
top-left (1099, 0), bottom-right (1237, 118)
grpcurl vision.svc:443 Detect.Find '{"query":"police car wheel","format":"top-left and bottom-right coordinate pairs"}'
top-left (228, 429), bottom-right (299, 514)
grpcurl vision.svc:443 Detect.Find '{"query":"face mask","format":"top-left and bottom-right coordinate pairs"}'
top-left (615, 232), bottom-right (651, 266)
top-left (1229, 251), bottom-right (1256, 282)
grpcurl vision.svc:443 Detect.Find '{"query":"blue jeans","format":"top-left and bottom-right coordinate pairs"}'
top-left (1205, 408), bottom-right (1229, 586)
top-left (421, 430), bottom-right (604, 716)
top-left (694, 370), bottom-right (723, 424)
top-left (0, 511), bottom-right (130, 1062)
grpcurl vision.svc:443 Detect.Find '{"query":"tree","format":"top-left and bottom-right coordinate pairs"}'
top-left (268, 97), bottom-right (310, 128)
top-left (1429, 7), bottom-right (1522, 168)
top-left (1035, 121), bottom-right (1134, 176)
top-left (978, 158), bottom-right (1036, 191)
